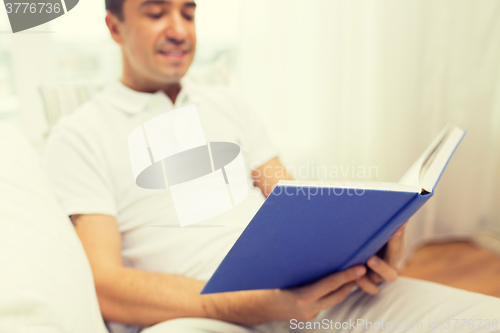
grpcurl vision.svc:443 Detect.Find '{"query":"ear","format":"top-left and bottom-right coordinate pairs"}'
top-left (106, 11), bottom-right (125, 45)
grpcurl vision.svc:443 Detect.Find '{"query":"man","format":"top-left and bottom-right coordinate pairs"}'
top-left (43, 0), bottom-right (500, 332)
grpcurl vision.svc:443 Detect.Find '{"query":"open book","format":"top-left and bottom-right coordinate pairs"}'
top-left (201, 124), bottom-right (466, 294)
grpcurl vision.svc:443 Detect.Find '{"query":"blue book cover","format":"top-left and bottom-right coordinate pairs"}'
top-left (201, 124), bottom-right (466, 294)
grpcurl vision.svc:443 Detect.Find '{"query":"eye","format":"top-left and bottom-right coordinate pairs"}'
top-left (182, 8), bottom-right (195, 21)
top-left (147, 12), bottom-right (164, 19)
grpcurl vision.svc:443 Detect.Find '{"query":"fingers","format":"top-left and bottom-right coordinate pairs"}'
top-left (352, 222), bottom-right (409, 297)
top-left (389, 226), bottom-right (406, 259)
top-left (355, 275), bottom-right (379, 295)
top-left (300, 265), bottom-right (366, 299)
top-left (366, 270), bottom-right (383, 284)
top-left (367, 256), bottom-right (398, 282)
top-left (317, 281), bottom-right (357, 308)
top-left (385, 224), bottom-right (407, 271)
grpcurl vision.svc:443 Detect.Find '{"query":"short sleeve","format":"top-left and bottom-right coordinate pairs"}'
top-left (43, 119), bottom-right (117, 218)
top-left (232, 95), bottom-right (279, 170)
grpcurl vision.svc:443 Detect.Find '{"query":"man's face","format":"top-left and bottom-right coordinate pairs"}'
top-left (111, 0), bottom-right (197, 86)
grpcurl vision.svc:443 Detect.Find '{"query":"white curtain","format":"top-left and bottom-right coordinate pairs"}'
top-left (236, 0), bottom-right (500, 253)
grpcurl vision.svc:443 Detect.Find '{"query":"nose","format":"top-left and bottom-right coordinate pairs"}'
top-left (164, 11), bottom-right (188, 44)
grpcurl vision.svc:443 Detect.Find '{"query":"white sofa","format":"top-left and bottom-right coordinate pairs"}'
top-left (0, 122), bottom-right (108, 332)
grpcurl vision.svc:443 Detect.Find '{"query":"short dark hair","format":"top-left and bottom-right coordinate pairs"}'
top-left (105, 0), bottom-right (125, 21)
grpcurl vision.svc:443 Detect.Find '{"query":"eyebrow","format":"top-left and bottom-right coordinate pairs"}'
top-left (140, 0), bottom-right (197, 8)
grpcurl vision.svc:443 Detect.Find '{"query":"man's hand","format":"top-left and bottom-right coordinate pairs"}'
top-left (252, 157), bottom-right (293, 198)
top-left (355, 222), bottom-right (408, 295)
top-left (203, 265), bottom-right (367, 325)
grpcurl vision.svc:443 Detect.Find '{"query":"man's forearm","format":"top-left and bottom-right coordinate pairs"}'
top-left (71, 214), bottom-right (268, 327)
top-left (96, 266), bottom-right (209, 326)
top-left (95, 266), bottom-right (275, 327)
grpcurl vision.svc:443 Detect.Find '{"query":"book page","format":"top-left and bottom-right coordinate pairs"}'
top-left (398, 124), bottom-right (455, 188)
top-left (419, 125), bottom-right (465, 192)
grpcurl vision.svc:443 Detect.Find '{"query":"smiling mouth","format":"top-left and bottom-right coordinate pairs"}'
top-left (158, 49), bottom-right (189, 59)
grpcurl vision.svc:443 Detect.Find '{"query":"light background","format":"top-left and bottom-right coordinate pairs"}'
top-left (1, 0), bottom-right (500, 253)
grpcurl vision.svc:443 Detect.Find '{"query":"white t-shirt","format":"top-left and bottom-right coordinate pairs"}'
top-left (43, 78), bottom-right (278, 281)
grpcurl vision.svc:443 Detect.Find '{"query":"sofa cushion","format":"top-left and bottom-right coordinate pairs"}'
top-left (0, 122), bottom-right (108, 333)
